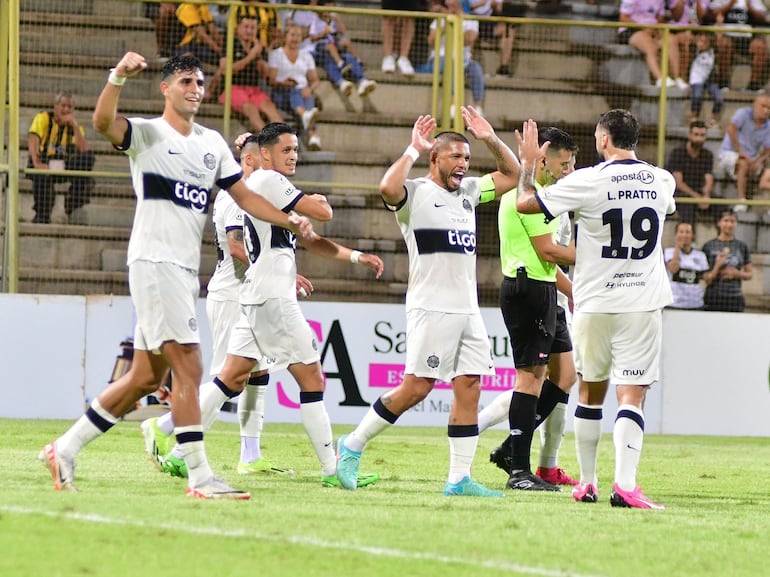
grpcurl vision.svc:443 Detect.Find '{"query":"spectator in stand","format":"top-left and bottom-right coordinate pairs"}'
top-left (668, 0), bottom-right (709, 80)
top-left (702, 208), bottom-right (753, 311)
top-left (268, 24), bottom-right (323, 150)
top-left (381, 0), bottom-right (420, 76)
top-left (208, 3), bottom-right (230, 31)
top-left (146, 3), bottom-right (180, 60)
top-left (290, 1), bottom-right (377, 99)
top-left (707, 0), bottom-right (769, 92)
top-left (665, 222), bottom-right (710, 309)
top-left (418, 0), bottom-right (486, 116)
top-left (468, 0), bottom-right (521, 77)
top-left (618, 0), bottom-right (687, 89)
top-left (27, 90), bottom-right (95, 224)
top-left (667, 120), bottom-right (716, 224)
top-left (206, 17), bottom-right (284, 133)
top-left (717, 93), bottom-right (770, 212)
top-left (321, 1), bottom-right (365, 63)
top-left (174, 3), bottom-right (224, 66)
top-left (209, 1), bottom-right (284, 51)
top-left (688, 31), bottom-right (723, 128)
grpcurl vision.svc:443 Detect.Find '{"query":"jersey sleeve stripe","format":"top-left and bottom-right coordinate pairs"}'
top-left (218, 172), bottom-right (243, 191)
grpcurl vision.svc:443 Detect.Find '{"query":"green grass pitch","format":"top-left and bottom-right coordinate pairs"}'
top-left (1, 418), bottom-right (767, 577)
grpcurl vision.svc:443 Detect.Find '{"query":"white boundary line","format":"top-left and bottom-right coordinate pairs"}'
top-left (2, 505), bottom-right (609, 577)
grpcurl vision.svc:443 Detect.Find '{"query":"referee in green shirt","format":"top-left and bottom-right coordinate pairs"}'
top-left (482, 127), bottom-right (578, 491)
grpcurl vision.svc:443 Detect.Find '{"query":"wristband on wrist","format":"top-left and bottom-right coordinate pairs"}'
top-left (403, 145), bottom-right (420, 162)
top-left (350, 250), bottom-right (362, 264)
top-left (108, 68), bottom-right (127, 87)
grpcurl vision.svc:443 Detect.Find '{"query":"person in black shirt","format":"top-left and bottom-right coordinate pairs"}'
top-left (667, 120), bottom-right (715, 224)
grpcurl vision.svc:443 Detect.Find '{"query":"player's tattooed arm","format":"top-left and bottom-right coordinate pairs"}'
top-left (515, 119), bottom-right (548, 214)
top-left (226, 228), bottom-right (248, 278)
top-left (463, 106), bottom-right (520, 191)
top-left (515, 164), bottom-right (542, 214)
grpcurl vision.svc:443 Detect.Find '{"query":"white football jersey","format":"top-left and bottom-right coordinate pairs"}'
top-left (120, 117), bottom-right (242, 272)
top-left (239, 168), bottom-right (304, 305)
top-left (536, 159), bottom-right (676, 313)
top-left (556, 212), bottom-right (572, 312)
top-left (392, 176), bottom-right (482, 314)
top-left (206, 190), bottom-right (244, 302)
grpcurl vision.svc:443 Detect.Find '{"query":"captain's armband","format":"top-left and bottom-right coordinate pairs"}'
top-left (479, 173), bottom-right (496, 204)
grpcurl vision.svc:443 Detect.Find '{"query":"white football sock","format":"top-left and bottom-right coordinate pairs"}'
top-left (238, 384), bottom-right (265, 463)
top-left (56, 398), bottom-right (117, 459)
top-left (156, 411), bottom-right (175, 435)
top-left (614, 404), bottom-right (644, 492)
top-left (447, 435), bottom-right (479, 484)
top-left (574, 404), bottom-right (603, 487)
top-left (300, 399), bottom-right (336, 476)
top-left (477, 389), bottom-right (513, 433)
top-left (175, 425), bottom-right (213, 487)
top-left (200, 379), bottom-right (231, 432)
top-left (345, 408), bottom-right (392, 452)
top-left (539, 402), bottom-right (567, 469)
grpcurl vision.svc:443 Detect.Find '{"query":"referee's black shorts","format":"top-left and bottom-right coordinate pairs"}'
top-left (500, 276), bottom-right (572, 368)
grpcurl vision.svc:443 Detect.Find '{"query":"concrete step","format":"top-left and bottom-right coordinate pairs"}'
top-left (100, 248), bottom-right (219, 275)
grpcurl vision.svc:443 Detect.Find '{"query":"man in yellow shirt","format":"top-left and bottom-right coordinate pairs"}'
top-left (27, 91), bottom-right (94, 224)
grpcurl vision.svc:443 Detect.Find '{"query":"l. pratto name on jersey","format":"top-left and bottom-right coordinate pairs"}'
top-left (607, 189), bottom-right (658, 201)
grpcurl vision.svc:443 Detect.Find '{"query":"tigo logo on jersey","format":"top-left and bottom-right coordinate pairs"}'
top-left (143, 173), bottom-right (212, 213)
top-left (174, 182), bottom-right (209, 213)
top-left (448, 229), bottom-right (476, 254)
top-left (414, 229), bottom-right (476, 255)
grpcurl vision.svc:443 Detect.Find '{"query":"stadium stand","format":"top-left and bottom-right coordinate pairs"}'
top-left (7, 0), bottom-right (770, 310)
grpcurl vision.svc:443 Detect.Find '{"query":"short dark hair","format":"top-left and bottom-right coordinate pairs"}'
top-left (716, 207), bottom-right (736, 223)
top-left (161, 54), bottom-right (203, 81)
top-left (597, 109), bottom-right (639, 150)
top-left (539, 127), bottom-right (578, 153)
top-left (689, 119), bottom-right (707, 131)
top-left (242, 133), bottom-right (261, 149)
top-left (257, 122), bottom-right (295, 147)
top-left (675, 221), bottom-right (694, 235)
top-left (432, 131), bottom-right (470, 154)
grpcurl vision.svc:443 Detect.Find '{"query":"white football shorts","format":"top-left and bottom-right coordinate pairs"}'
top-left (206, 296), bottom-right (240, 376)
top-left (405, 308), bottom-right (495, 383)
top-left (227, 298), bottom-right (319, 373)
top-left (571, 309), bottom-right (662, 385)
top-left (129, 260), bottom-right (200, 353)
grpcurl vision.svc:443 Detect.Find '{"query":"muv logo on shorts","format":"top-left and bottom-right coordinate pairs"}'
top-left (143, 173), bottom-right (211, 214)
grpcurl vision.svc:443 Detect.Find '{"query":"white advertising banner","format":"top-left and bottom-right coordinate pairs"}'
top-left (259, 302), bottom-right (519, 429)
top-left (0, 294), bottom-right (767, 437)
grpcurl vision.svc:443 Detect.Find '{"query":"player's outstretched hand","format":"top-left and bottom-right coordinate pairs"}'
top-left (114, 52), bottom-right (148, 78)
top-left (411, 114), bottom-right (437, 154)
top-left (515, 119), bottom-right (548, 166)
top-left (296, 273), bottom-right (314, 298)
top-left (289, 213), bottom-right (316, 242)
top-left (462, 106), bottom-right (493, 141)
top-left (234, 132), bottom-right (253, 150)
top-left (358, 253), bottom-right (384, 279)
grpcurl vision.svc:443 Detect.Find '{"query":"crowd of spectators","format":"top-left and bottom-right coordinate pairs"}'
top-left (132, 1), bottom-right (770, 208)
top-left (146, 1), bottom-right (770, 126)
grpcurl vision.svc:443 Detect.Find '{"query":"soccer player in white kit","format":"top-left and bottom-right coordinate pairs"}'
top-left (515, 111), bottom-right (676, 509)
top-left (38, 52), bottom-right (313, 499)
top-left (141, 135), bottom-right (307, 477)
top-left (162, 122), bottom-right (384, 486)
top-left (335, 107), bottom-right (522, 497)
